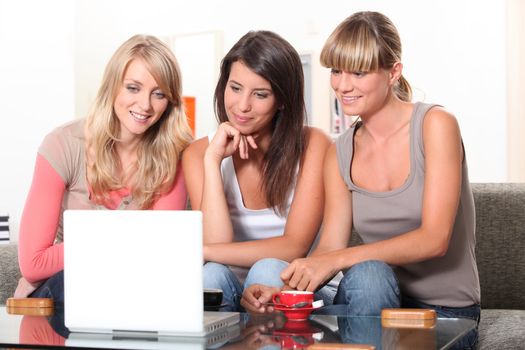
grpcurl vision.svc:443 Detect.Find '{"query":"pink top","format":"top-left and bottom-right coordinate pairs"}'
top-left (18, 119), bottom-right (187, 282)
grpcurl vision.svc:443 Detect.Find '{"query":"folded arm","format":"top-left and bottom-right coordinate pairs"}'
top-left (183, 127), bottom-right (331, 267)
top-left (182, 124), bottom-right (249, 244)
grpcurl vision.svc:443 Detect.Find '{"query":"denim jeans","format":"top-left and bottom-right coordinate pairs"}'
top-left (203, 258), bottom-right (288, 311)
top-left (313, 260), bottom-right (479, 350)
top-left (29, 270), bottom-right (65, 306)
top-left (402, 296), bottom-right (480, 350)
top-left (315, 260), bottom-right (401, 316)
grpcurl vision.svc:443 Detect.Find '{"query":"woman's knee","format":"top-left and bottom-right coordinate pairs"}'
top-left (202, 262), bottom-right (242, 311)
top-left (335, 260), bottom-right (400, 314)
top-left (203, 262), bottom-right (235, 287)
top-left (244, 258), bottom-right (288, 288)
top-left (251, 258), bottom-right (288, 273)
top-left (30, 270), bottom-right (64, 304)
top-left (340, 260), bottom-right (398, 292)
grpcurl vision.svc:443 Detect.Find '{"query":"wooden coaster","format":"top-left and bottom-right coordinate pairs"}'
top-left (6, 298), bottom-right (54, 316)
top-left (6, 306), bottom-right (54, 316)
top-left (307, 344), bottom-right (375, 350)
top-left (6, 298), bottom-right (54, 308)
top-left (381, 308), bottom-right (436, 329)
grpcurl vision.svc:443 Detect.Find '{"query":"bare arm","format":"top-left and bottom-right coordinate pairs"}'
top-left (281, 143), bottom-right (353, 290)
top-left (184, 127), bottom-right (331, 267)
top-left (200, 123), bottom-right (251, 243)
top-left (311, 143), bottom-right (354, 256)
top-left (183, 136), bottom-right (232, 241)
top-left (205, 127), bottom-right (331, 266)
top-left (182, 123), bottom-right (255, 243)
top-left (284, 107), bottom-right (463, 291)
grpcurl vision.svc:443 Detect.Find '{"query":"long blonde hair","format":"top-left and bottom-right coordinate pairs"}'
top-left (320, 11), bottom-right (412, 102)
top-left (86, 34), bottom-right (193, 209)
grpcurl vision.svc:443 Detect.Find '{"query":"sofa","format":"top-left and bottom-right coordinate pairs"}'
top-left (0, 183), bottom-right (524, 348)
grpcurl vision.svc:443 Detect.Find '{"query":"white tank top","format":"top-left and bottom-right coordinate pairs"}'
top-left (208, 134), bottom-right (295, 282)
top-left (221, 156), bottom-right (294, 242)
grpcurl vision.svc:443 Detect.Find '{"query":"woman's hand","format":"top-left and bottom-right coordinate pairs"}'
top-left (220, 320), bottom-right (280, 350)
top-left (205, 122), bottom-right (258, 162)
top-left (281, 253), bottom-right (341, 292)
top-left (235, 328), bottom-right (278, 350)
top-left (241, 284), bottom-right (282, 314)
top-left (13, 277), bottom-right (42, 298)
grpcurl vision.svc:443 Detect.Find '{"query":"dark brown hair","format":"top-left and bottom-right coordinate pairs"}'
top-left (214, 30), bottom-right (306, 216)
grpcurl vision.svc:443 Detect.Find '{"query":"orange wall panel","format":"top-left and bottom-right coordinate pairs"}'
top-left (183, 96), bottom-right (196, 136)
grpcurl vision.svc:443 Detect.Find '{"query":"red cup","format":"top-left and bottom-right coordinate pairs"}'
top-left (272, 290), bottom-right (314, 308)
top-left (277, 334), bottom-right (315, 348)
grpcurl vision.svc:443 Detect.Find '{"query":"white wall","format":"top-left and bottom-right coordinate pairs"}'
top-left (73, 0), bottom-right (508, 182)
top-left (0, 0), bottom-right (75, 242)
top-left (0, 0), bottom-right (514, 241)
top-left (507, 0), bottom-right (525, 181)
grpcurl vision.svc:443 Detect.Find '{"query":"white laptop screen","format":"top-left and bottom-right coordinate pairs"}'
top-left (64, 210), bottom-right (208, 335)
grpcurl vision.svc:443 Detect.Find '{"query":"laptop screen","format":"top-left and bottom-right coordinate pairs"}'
top-left (64, 210), bottom-right (209, 335)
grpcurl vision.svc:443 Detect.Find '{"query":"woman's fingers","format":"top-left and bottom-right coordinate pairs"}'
top-left (207, 123), bottom-right (239, 160)
top-left (241, 284), bottom-right (282, 314)
top-left (238, 134), bottom-right (259, 159)
top-left (281, 259), bottom-right (318, 291)
top-left (239, 135), bottom-right (248, 159)
top-left (212, 122), bottom-right (259, 160)
top-left (296, 274), bottom-right (311, 292)
top-left (280, 263), bottom-right (294, 285)
top-left (284, 264), bottom-right (304, 290)
top-left (246, 135), bottom-right (258, 150)
top-left (223, 123), bottom-right (242, 151)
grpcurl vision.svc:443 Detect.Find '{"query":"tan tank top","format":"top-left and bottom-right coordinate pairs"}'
top-left (335, 102), bottom-right (480, 307)
top-left (38, 119), bottom-right (139, 243)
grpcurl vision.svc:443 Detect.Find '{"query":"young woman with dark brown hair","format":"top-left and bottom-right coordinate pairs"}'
top-left (182, 30), bottom-right (331, 312)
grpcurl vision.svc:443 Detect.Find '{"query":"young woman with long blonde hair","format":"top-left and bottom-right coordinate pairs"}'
top-left (15, 34), bottom-right (192, 302)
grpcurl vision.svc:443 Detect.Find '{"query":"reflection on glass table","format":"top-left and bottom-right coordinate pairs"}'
top-left (0, 306), bottom-right (476, 349)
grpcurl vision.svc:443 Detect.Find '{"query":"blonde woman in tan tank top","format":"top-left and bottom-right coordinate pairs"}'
top-left (15, 35), bottom-right (192, 303)
top-left (242, 12), bottom-right (480, 350)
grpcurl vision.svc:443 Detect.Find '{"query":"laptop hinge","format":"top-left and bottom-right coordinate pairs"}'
top-left (112, 329), bottom-right (158, 341)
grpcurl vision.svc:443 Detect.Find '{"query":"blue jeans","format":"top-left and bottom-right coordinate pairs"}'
top-left (203, 258), bottom-right (288, 311)
top-left (402, 296), bottom-right (480, 350)
top-left (315, 260), bottom-right (401, 316)
top-left (314, 260), bottom-right (480, 350)
top-left (29, 270), bottom-right (65, 306)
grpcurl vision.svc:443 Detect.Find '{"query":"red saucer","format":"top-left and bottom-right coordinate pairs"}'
top-left (274, 305), bottom-right (317, 321)
top-left (272, 320), bottom-right (324, 348)
top-left (274, 320), bottom-right (322, 335)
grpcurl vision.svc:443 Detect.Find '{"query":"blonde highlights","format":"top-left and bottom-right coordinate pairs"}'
top-left (86, 35), bottom-right (193, 209)
top-left (320, 11), bottom-right (412, 102)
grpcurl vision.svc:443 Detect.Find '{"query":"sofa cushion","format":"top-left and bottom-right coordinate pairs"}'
top-left (478, 309), bottom-right (525, 350)
top-left (0, 244), bottom-right (20, 304)
top-left (472, 183), bottom-right (525, 309)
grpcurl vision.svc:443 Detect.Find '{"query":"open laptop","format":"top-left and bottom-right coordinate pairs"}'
top-left (65, 323), bottom-right (241, 349)
top-left (63, 210), bottom-right (239, 338)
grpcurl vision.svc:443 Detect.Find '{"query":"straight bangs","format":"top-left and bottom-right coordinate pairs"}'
top-left (320, 22), bottom-right (381, 73)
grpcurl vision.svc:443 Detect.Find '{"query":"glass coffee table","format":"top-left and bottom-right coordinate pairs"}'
top-left (0, 306), bottom-right (476, 349)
